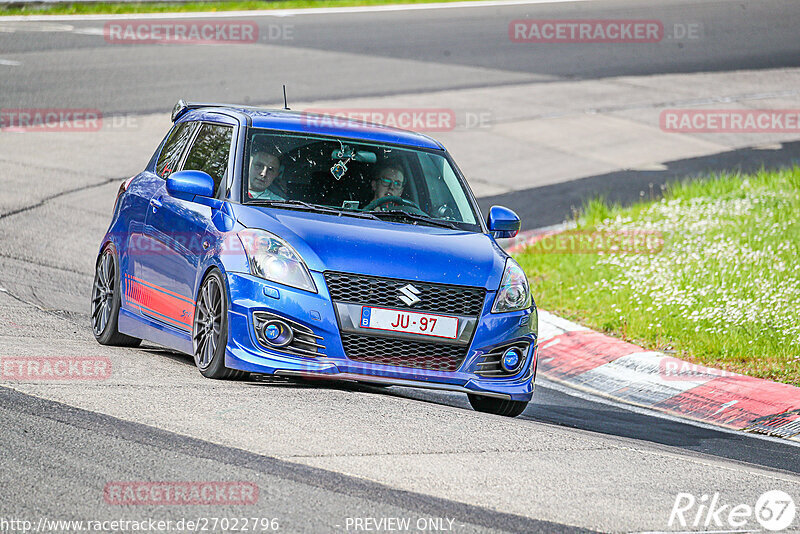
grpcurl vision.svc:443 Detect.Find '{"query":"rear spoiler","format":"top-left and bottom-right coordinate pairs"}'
top-left (171, 99), bottom-right (239, 122)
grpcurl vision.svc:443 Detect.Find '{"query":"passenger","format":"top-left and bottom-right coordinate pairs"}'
top-left (369, 166), bottom-right (405, 208)
top-left (248, 150), bottom-right (286, 200)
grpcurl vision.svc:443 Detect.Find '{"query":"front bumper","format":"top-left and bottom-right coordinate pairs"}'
top-left (224, 271), bottom-right (537, 401)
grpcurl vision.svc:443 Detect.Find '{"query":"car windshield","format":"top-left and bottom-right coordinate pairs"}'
top-left (242, 129), bottom-right (481, 231)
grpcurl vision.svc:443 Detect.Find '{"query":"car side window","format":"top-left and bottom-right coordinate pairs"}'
top-left (418, 153), bottom-right (474, 224)
top-left (156, 122), bottom-right (196, 179)
top-left (181, 123), bottom-right (234, 195)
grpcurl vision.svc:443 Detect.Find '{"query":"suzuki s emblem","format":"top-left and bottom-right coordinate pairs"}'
top-left (398, 284), bottom-right (421, 306)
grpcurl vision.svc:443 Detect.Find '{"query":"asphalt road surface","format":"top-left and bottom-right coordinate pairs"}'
top-left (1, 1), bottom-right (800, 532)
top-left (1, 0), bottom-right (799, 113)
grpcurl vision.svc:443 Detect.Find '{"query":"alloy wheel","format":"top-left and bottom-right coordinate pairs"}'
top-left (193, 275), bottom-right (223, 369)
top-left (91, 251), bottom-right (115, 337)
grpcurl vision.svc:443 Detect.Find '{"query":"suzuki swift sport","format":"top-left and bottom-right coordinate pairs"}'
top-left (92, 101), bottom-right (538, 417)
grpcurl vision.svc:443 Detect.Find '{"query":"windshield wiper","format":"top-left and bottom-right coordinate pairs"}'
top-left (369, 210), bottom-right (460, 230)
top-left (251, 200), bottom-right (380, 220)
top-left (250, 201), bottom-right (458, 228)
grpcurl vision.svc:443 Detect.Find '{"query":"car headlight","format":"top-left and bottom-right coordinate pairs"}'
top-left (492, 258), bottom-right (531, 313)
top-left (237, 229), bottom-right (317, 293)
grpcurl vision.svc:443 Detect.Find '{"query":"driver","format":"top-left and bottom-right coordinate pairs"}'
top-left (369, 166), bottom-right (405, 209)
top-left (248, 150), bottom-right (286, 200)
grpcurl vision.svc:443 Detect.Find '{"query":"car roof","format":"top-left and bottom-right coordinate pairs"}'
top-left (179, 104), bottom-right (445, 151)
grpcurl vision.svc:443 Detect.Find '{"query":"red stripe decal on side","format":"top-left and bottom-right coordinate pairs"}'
top-left (129, 274), bottom-right (195, 304)
top-left (125, 275), bottom-right (194, 329)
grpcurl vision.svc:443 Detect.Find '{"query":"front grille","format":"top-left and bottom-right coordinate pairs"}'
top-left (324, 272), bottom-right (485, 316)
top-left (340, 333), bottom-right (468, 372)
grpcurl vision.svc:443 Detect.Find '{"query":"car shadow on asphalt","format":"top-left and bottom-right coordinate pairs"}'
top-left (136, 344), bottom-right (800, 474)
top-left (327, 380), bottom-right (800, 476)
top-left (138, 344), bottom-right (195, 363)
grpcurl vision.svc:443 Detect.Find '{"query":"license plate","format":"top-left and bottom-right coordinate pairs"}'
top-left (359, 306), bottom-right (459, 339)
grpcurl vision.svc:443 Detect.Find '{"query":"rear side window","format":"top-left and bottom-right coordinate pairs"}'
top-left (182, 123), bottom-right (234, 194)
top-left (156, 122), bottom-right (196, 178)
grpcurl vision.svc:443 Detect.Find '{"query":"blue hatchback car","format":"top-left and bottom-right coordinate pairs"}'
top-left (92, 101), bottom-right (538, 417)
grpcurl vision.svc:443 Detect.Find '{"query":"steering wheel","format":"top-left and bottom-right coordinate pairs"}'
top-left (362, 195), bottom-right (426, 215)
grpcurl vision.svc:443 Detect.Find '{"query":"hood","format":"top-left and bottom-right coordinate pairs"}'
top-left (232, 205), bottom-right (507, 289)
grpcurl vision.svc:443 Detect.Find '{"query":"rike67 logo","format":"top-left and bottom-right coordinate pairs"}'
top-left (669, 491), bottom-right (796, 532)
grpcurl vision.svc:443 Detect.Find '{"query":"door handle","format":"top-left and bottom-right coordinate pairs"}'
top-left (149, 198), bottom-right (163, 212)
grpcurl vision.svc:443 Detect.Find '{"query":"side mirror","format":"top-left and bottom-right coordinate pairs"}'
top-left (487, 205), bottom-right (520, 239)
top-left (166, 170), bottom-right (215, 200)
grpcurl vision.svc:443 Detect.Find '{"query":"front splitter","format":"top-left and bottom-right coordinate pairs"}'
top-left (274, 370), bottom-right (513, 399)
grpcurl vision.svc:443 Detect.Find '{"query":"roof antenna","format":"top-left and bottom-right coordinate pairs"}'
top-left (283, 85), bottom-right (290, 110)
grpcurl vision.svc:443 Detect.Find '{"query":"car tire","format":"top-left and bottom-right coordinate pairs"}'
top-left (468, 394), bottom-right (528, 417)
top-left (91, 247), bottom-right (142, 347)
top-left (192, 269), bottom-right (249, 380)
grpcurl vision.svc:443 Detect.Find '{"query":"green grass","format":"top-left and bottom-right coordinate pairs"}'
top-left (517, 168), bottom-right (800, 386)
top-left (0, 0), bottom-right (474, 16)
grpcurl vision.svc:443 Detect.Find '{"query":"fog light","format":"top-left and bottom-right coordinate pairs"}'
top-left (265, 324), bottom-right (281, 341)
top-left (501, 348), bottom-right (522, 372)
top-left (259, 319), bottom-right (293, 347)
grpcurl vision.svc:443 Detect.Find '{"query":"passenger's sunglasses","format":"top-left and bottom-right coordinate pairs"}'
top-left (379, 178), bottom-right (404, 188)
